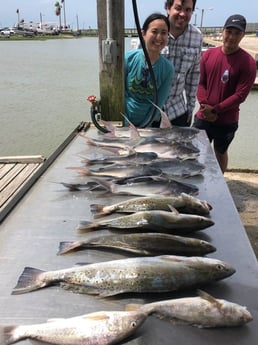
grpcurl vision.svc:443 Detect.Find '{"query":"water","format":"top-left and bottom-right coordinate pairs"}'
top-left (0, 37), bottom-right (257, 169)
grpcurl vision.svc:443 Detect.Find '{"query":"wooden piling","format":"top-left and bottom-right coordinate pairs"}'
top-left (97, 0), bottom-right (125, 121)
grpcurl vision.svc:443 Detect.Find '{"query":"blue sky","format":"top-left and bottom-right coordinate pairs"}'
top-left (1, 0), bottom-right (257, 29)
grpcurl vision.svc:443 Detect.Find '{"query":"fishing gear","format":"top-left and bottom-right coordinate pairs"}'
top-left (90, 0), bottom-right (159, 132)
top-left (131, 0), bottom-right (158, 127)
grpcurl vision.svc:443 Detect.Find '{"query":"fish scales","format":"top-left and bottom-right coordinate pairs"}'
top-left (125, 290), bottom-right (253, 328)
top-left (90, 194), bottom-right (212, 217)
top-left (77, 210), bottom-right (214, 233)
top-left (0, 310), bottom-right (147, 345)
top-left (11, 256), bottom-right (235, 296)
top-left (92, 177), bottom-right (199, 197)
top-left (57, 232), bottom-right (216, 256)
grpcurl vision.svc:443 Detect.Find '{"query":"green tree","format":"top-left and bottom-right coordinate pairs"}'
top-left (55, 2), bottom-right (62, 31)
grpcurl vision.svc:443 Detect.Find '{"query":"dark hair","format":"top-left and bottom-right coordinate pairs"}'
top-left (142, 12), bottom-right (170, 33)
top-left (164, 0), bottom-right (196, 12)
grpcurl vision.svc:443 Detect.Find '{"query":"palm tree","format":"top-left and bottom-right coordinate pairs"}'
top-left (55, 1), bottom-right (62, 31)
top-left (61, 0), bottom-right (67, 30)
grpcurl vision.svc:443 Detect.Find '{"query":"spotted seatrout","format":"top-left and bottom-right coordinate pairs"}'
top-left (57, 232), bottom-right (216, 256)
top-left (0, 310), bottom-right (147, 345)
top-left (12, 256), bottom-right (235, 297)
top-left (77, 209), bottom-right (214, 234)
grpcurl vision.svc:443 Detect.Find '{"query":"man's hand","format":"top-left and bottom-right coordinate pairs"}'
top-left (200, 104), bottom-right (218, 122)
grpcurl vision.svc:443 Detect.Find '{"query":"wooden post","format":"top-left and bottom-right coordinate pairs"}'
top-left (97, 0), bottom-right (124, 121)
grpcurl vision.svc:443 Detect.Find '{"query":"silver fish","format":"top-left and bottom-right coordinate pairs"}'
top-left (77, 209), bottom-right (214, 234)
top-left (129, 141), bottom-right (200, 160)
top-left (0, 310), bottom-right (147, 345)
top-left (148, 158), bottom-right (205, 178)
top-left (67, 164), bottom-right (162, 179)
top-left (125, 289), bottom-right (253, 328)
top-left (91, 176), bottom-right (199, 197)
top-left (11, 256), bottom-right (235, 296)
top-left (57, 232), bottom-right (216, 256)
top-left (82, 152), bottom-right (158, 166)
top-left (102, 121), bottom-right (200, 142)
top-left (90, 194), bottom-right (212, 217)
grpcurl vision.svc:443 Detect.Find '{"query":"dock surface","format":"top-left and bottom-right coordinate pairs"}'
top-left (0, 127), bottom-right (258, 344)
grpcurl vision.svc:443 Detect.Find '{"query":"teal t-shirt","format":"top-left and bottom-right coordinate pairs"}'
top-left (125, 49), bottom-right (174, 127)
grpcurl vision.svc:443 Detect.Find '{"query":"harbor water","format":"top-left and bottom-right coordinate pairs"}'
top-left (0, 37), bottom-right (257, 169)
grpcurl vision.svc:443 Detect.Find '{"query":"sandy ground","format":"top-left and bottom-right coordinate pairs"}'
top-left (224, 171), bottom-right (258, 260)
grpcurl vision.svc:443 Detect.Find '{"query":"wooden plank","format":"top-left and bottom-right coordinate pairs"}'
top-left (0, 163), bottom-right (15, 179)
top-left (0, 155), bottom-right (45, 164)
top-left (0, 163), bottom-right (41, 209)
top-left (0, 163), bottom-right (27, 192)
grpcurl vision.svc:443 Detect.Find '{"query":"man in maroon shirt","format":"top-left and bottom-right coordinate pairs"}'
top-left (193, 14), bottom-right (256, 173)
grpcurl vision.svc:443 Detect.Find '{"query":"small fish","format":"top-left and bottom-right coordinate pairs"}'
top-left (77, 209), bottom-right (214, 234)
top-left (0, 310), bottom-right (147, 345)
top-left (91, 194), bottom-right (212, 217)
top-left (57, 232), bottom-right (216, 256)
top-left (91, 176), bottom-right (199, 197)
top-left (67, 164), bottom-right (162, 179)
top-left (11, 255), bottom-right (235, 296)
top-left (125, 289), bottom-right (253, 328)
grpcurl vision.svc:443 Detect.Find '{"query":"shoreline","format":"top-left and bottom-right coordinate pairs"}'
top-left (224, 171), bottom-right (258, 260)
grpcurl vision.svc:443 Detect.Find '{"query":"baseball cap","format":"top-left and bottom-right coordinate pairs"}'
top-left (224, 14), bottom-right (246, 32)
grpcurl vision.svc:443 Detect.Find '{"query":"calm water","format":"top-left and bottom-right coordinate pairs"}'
top-left (0, 37), bottom-right (257, 169)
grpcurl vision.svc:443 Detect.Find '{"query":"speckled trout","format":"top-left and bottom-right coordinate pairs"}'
top-left (0, 310), bottom-right (147, 345)
top-left (77, 209), bottom-right (214, 234)
top-left (125, 290), bottom-right (253, 328)
top-left (12, 256), bottom-right (235, 297)
top-left (57, 232), bottom-right (216, 256)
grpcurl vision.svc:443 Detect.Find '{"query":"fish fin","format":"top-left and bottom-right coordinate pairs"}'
top-left (60, 182), bottom-right (82, 191)
top-left (149, 101), bottom-right (172, 129)
top-left (57, 241), bottom-right (82, 255)
top-left (90, 204), bottom-right (109, 216)
top-left (125, 304), bottom-right (142, 312)
top-left (66, 166), bottom-right (90, 176)
top-left (167, 205), bottom-right (179, 214)
top-left (82, 311), bottom-right (110, 321)
top-left (197, 289), bottom-right (222, 308)
top-left (11, 267), bottom-right (47, 295)
top-left (78, 134), bottom-right (97, 146)
top-left (158, 255), bottom-right (183, 263)
top-left (101, 120), bottom-right (117, 137)
top-left (76, 220), bottom-right (98, 232)
top-left (0, 325), bottom-right (19, 345)
top-left (89, 178), bottom-right (112, 192)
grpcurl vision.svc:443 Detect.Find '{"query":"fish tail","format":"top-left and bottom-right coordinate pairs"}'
top-left (66, 166), bottom-right (90, 176)
top-left (78, 134), bottom-right (96, 146)
top-left (91, 178), bottom-right (113, 192)
top-left (125, 304), bottom-right (142, 312)
top-left (90, 204), bottom-right (109, 216)
top-left (76, 220), bottom-right (99, 232)
top-left (0, 325), bottom-right (21, 345)
top-left (11, 267), bottom-right (47, 295)
top-left (57, 241), bottom-right (82, 255)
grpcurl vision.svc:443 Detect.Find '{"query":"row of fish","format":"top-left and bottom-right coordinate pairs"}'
top-left (0, 289), bottom-right (253, 345)
top-left (5, 124), bottom-right (253, 345)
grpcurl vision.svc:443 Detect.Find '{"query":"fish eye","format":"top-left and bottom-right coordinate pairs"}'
top-left (216, 264), bottom-right (224, 270)
top-left (131, 321), bottom-right (137, 328)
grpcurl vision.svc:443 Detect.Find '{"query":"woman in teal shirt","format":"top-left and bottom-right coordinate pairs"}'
top-left (125, 13), bottom-right (174, 127)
